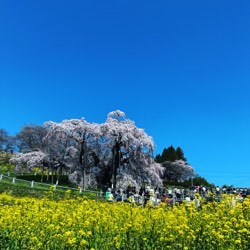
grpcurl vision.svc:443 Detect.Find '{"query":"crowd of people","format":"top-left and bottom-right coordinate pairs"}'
top-left (102, 186), bottom-right (161, 205)
top-left (101, 185), bottom-right (250, 206)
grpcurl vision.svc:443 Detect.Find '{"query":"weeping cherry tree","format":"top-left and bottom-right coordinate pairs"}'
top-left (44, 119), bottom-right (101, 189)
top-left (100, 110), bottom-right (163, 189)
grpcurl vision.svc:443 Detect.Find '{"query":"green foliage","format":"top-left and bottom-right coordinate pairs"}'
top-left (0, 179), bottom-right (99, 200)
top-left (155, 145), bottom-right (187, 163)
top-left (0, 164), bottom-right (14, 174)
top-left (0, 153), bottom-right (14, 172)
top-left (155, 154), bottom-right (162, 163)
top-left (189, 176), bottom-right (215, 188)
top-left (0, 153), bottom-right (15, 177)
top-left (176, 146), bottom-right (186, 161)
top-left (164, 176), bottom-right (215, 188)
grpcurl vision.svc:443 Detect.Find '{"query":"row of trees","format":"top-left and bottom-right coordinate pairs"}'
top-left (155, 145), bottom-right (187, 163)
top-left (2, 111), bottom-right (195, 189)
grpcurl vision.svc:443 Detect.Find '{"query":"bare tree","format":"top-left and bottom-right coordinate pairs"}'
top-left (0, 129), bottom-right (9, 151)
top-left (16, 125), bottom-right (47, 152)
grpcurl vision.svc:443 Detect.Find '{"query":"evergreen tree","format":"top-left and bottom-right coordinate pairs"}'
top-left (161, 148), bottom-right (168, 162)
top-left (155, 154), bottom-right (162, 163)
top-left (176, 146), bottom-right (187, 161)
top-left (167, 145), bottom-right (178, 162)
top-left (155, 145), bottom-right (187, 163)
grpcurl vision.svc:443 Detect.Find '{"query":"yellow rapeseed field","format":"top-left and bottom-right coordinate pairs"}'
top-left (0, 192), bottom-right (249, 249)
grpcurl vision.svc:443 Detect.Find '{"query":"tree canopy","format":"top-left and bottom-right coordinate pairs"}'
top-left (9, 111), bottom-right (164, 189)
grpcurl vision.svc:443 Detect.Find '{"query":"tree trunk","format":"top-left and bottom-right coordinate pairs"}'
top-left (47, 169), bottom-right (49, 181)
top-left (51, 168), bottom-right (54, 184)
top-left (79, 140), bottom-right (86, 190)
top-left (83, 167), bottom-right (86, 191)
top-left (41, 165), bottom-right (44, 182)
top-left (112, 142), bottom-right (120, 189)
top-left (56, 168), bottom-right (60, 184)
top-left (56, 165), bottom-right (62, 184)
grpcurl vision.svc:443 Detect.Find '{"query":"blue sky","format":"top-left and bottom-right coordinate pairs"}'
top-left (0, 0), bottom-right (250, 187)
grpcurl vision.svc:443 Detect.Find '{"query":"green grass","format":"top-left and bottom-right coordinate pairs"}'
top-left (0, 178), bottom-right (101, 200)
top-left (15, 174), bottom-right (74, 187)
top-left (0, 161), bottom-right (101, 200)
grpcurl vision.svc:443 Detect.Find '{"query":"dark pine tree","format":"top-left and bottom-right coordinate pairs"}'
top-left (161, 148), bottom-right (168, 162)
top-left (166, 145), bottom-right (178, 162)
top-left (156, 145), bottom-right (187, 163)
top-left (176, 146), bottom-right (187, 161)
top-left (155, 154), bottom-right (162, 163)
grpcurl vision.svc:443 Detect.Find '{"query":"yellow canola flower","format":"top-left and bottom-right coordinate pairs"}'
top-left (80, 239), bottom-right (87, 246)
top-left (0, 193), bottom-right (249, 249)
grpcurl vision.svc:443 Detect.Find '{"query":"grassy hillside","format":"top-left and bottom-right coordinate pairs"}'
top-left (0, 178), bottom-right (100, 200)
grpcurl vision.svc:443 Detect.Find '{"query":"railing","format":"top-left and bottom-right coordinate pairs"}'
top-left (0, 173), bottom-right (101, 196)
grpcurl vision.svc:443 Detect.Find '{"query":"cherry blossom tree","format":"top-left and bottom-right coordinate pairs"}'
top-left (100, 110), bottom-right (162, 189)
top-left (44, 119), bottom-right (101, 189)
top-left (10, 151), bottom-right (47, 173)
top-left (11, 119), bottom-right (101, 187)
top-left (162, 159), bottom-right (194, 182)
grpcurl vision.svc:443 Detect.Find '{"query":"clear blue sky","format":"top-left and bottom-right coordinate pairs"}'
top-left (0, 0), bottom-right (250, 187)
